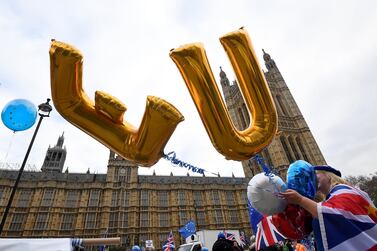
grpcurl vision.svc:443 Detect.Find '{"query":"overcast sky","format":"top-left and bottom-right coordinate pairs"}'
top-left (0, 1), bottom-right (376, 178)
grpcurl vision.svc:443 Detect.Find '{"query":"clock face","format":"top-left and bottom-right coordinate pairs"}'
top-left (120, 168), bottom-right (126, 174)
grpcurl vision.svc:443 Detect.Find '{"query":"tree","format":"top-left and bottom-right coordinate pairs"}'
top-left (345, 172), bottom-right (377, 205)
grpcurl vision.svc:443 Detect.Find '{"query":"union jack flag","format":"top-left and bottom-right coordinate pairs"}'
top-left (239, 231), bottom-right (248, 248)
top-left (223, 230), bottom-right (235, 241)
top-left (313, 184), bottom-right (377, 251)
top-left (162, 231), bottom-right (175, 251)
top-left (247, 201), bottom-right (285, 250)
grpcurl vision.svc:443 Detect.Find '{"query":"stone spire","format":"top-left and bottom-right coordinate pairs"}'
top-left (262, 49), bottom-right (278, 71)
top-left (41, 133), bottom-right (67, 173)
top-left (219, 66), bottom-right (230, 87)
top-left (57, 132), bottom-right (64, 147)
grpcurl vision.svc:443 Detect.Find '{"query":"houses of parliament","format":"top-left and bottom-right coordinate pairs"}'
top-left (0, 51), bottom-right (326, 249)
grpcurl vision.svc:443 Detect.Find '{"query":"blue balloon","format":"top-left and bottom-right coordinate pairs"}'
top-left (202, 247), bottom-right (209, 251)
top-left (132, 245), bottom-right (141, 251)
top-left (286, 160), bottom-right (316, 199)
top-left (1, 99), bottom-right (37, 132)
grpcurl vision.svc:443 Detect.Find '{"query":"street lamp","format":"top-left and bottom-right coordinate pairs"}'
top-left (0, 98), bottom-right (52, 234)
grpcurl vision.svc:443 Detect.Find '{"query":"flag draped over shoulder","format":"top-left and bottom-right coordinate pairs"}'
top-left (248, 200), bottom-right (286, 250)
top-left (162, 231), bottom-right (175, 251)
top-left (179, 220), bottom-right (196, 239)
top-left (314, 184), bottom-right (377, 251)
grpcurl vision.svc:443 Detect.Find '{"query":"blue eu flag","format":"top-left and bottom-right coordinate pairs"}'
top-left (248, 200), bottom-right (264, 233)
top-left (179, 220), bottom-right (196, 238)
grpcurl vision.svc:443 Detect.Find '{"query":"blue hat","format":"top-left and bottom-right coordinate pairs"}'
top-left (217, 232), bottom-right (225, 239)
top-left (313, 165), bottom-right (341, 177)
top-left (132, 246), bottom-right (141, 251)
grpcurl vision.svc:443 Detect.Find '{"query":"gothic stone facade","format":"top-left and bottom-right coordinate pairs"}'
top-left (0, 153), bottom-right (250, 250)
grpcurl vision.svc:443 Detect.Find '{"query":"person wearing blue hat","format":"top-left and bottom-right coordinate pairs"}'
top-left (132, 245), bottom-right (141, 251)
top-left (281, 164), bottom-right (377, 250)
top-left (212, 238), bottom-right (241, 251)
top-left (217, 232), bottom-right (226, 239)
top-left (213, 232), bottom-right (242, 251)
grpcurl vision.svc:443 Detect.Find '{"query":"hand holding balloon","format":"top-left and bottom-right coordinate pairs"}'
top-left (280, 189), bottom-right (318, 219)
top-left (276, 161), bottom-right (320, 239)
top-left (281, 161), bottom-right (319, 219)
top-left (272, 189), bottom-right (318, 240)
top-left (279, 189), bottom-right (304, 205)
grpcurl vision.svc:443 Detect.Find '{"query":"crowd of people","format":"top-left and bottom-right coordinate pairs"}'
top-left (211, 234), bottom-right (314, 251)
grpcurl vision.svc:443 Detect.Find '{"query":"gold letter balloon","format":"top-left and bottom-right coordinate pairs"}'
top-left (49, 40), bottom-right (184, 167)
top-left (170, 28), bottom-right (278, 161)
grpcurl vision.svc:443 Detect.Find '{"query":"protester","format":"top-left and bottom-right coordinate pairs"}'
top-left (287, 240), bottom-right (293, 251)
top-left (293, 240), bottom-right (306, 251)
top-left (212, 238), bottom-right (235, 251)
top-left (132, 245), bottom-right (142, 251)
top-left (249, 235), bottom-right (256, 251)
top-left (281, 165), bottom-right (377, 250)
top-left (192, 244), bottom-right (202, 251)
top-left (281, 240), bottom-right (293, 251)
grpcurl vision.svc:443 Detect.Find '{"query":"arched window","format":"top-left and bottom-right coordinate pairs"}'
top-left (296, 137), bottom-right (309, 162)
top-left (238, 107), bottom-right (247, 129)
top-left (280, 137), bottom-right (294, 163)
top-left (247, 160), bottom-right (256, 177)
top-left (262, 149), bottom-right (273, 168)
top-left (242, 103), bottom-right (251, 125)
top-left (288, 136), bottom-right (300, 160)
top-left (276, 95), bottom-right (288, 116)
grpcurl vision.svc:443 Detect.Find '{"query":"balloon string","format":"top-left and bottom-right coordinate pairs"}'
top-left (252, 154), bottom-right (287, 193)
top-left (1, 131), bottom-right (15, 164)
top-left (254, 154), bottom-right (271, 174)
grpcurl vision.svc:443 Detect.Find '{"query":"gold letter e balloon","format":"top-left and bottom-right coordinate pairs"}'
top-left (49, 40), bottom-right (184, 167)
top-left (49, 28), bottom-right (277, 167)
top-left (170, 28), bottom-right (277, 160)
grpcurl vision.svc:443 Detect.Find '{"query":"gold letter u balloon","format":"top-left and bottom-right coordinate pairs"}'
top-left (49, 40), bottom-right (184, 167)
top-left (170, 28), bottom-right (278, 160)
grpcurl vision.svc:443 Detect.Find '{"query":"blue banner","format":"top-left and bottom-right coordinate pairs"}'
top-left (163, 152), bottom-right (208, 175)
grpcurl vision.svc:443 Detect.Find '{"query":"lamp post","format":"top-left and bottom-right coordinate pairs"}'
top-left (0, 98), bottom-right (52, 235)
